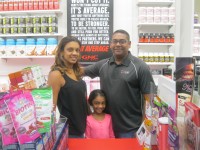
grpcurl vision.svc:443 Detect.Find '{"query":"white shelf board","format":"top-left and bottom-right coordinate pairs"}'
top-left (146, 62), bottom-right (174, 65)
top-left (0, 56), bottom-right (55, 59)
top-left (138, 43), bottom-right (174, 46)
top-left (0, 34), bottom-right (63, 37)
top-left (194, 24), bottom-right (200, 28)
top-left (137, 0), bottom-right (175, 6)
top-left (0, 10), bottom-right (63, 15)
top-left (138, 23), bottom-right (175, 27)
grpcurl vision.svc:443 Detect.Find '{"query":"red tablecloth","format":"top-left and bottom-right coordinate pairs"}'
top-left (68, 138), bottom-right (143, 150)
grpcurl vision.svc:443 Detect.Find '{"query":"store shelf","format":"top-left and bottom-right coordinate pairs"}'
top-left (0, 56), bottom-right (55, 59)
top-left (0, 56), bottom-right (55, 61)
top-left (138, 43), bottom-right (174, 46)
top-left (138, 23), bottom-right (175, 27)
top-left (0, 33), bottom-right (63, 38)
top-left (146, 62), bottom-right (174, 65)
top-left (137, 0), bottom-right (175, 7)
top-left (194, 24), bottom-right (200, 28)
top-left (0, 9), bottom-right (63, 15)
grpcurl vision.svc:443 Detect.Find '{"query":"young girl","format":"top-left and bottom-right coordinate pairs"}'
top-left (85, 89), bottom-right (115, 139)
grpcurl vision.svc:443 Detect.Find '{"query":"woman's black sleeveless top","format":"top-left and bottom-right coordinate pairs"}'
top-left (57, 73), bottom-right (88, 135)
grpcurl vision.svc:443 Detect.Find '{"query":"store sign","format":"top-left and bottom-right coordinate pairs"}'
top-left (67, 0), bottom-right (113, 64)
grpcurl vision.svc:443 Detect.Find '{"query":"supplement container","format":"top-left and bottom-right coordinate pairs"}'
top-left (16, 39), bottom-right (26, 56)
top-left (138, 7), bottom-right (147, 16)
top-left (138, 52), bottom-right (144, 61)
top-left (194, 14), bottom-right (199, 24)
top-left (26, 38), bottom-right (36, 56)
top-left (0, 38), bottom-right (6, 56)
top-left (46, 38), bottom-right (58, 55)
top-left (5, 38), bottom-right (16, 56)
top-left (35, 38), bottom-right (47, 55)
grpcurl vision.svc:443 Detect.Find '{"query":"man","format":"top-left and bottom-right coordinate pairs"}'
top-left (84, 29), bottom-right (154, 138)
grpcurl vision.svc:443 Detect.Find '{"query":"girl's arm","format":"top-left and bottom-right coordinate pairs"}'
top-left (109, 116), bottom-right (115, 138)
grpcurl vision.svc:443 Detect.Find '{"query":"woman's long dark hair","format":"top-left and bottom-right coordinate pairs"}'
top-left (50, 36), bottom-right (83, 80)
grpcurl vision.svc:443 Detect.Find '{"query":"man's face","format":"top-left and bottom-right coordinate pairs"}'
top-left (110, 33), bottom-right (131, 58)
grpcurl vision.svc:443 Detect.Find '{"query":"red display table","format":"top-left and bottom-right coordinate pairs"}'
top-left (68, 138), bottom-right (143, 150)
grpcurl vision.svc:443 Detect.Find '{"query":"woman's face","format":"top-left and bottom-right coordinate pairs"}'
top-left (62, 41), bottom-right (80, 66)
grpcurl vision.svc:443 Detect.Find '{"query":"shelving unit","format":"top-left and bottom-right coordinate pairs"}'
top-left (0, 8), bottom-right (63, 60)
top-left (137, 0), bottom-right (176, 75)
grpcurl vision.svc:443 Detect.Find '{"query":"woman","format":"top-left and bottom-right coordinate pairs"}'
top-left (48, 36), bottom-right (88, 138)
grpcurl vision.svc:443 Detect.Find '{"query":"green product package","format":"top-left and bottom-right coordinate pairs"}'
top-left (31, 87), bottom-right (53, 133)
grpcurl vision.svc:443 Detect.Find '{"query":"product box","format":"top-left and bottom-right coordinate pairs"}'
top-left (184, 102), bottom-right (200, 150)
top-left (185, 102), bottom-right (200, 127)
top-left (175, 57), bottom-right (195, 117)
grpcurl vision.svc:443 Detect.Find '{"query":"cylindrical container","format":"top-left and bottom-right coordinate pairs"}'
top-left (154, 53), bottom-right (159, 62)
top-left (0, 1), bottom-right (3, 11)
top-left (49, 0), bottom-right (54, 10)
top-left (138, 15), bottom-right (147, 23)
top-left (147, 15), bottom-right (154, 23)
top-left (194, 14), bottom-right (199, 24)
top-left (143, 52), bottom-right (149, 62)
top-left (53, 0), bottom-right (60, 9)
top-left (38, 0), bottom-right (44, 10)
top-left (16, 38), bottom-right (26, 56)
top-left (158, 117), bottom-right (169, 150)
top-left (23, 0), bottom-right (29, 10)
top-left (0, 38), bottom-right (6, 56)
top-left (154, 7), bottom-right (161, 16)
top-left (169, 53), bottom-right (174, 62)
top-left (169, 7), bottom-right (175, 16)
top-left (154, 15), bottom-right (161, 23)
top-left (147, 7), bottom-right (154, 16)
top-left (138, 52), bottom-right (144, 61)
top-left (26, 38), bottom-right (36, 56)
top-left (169, 15), bottom-right (175, 24)
top-left (13, 0), bottom-right (19, 11)
top-left (161, 15), bottom-right (169, 23)
top-left (5, 38), bottom-right (16, 56)
top-left (35, 38), bottom-right (47, 55)
top-left (46, 38), bottom-right (58, 55)
top-left (161, 7), bottom-right (169, 16)
top-left (18, 0), bottom-right (24, 10)
top-left (159, 53), bottom-right (165, 62)
top-left (164, 53), bottom-right (170, 62)
top-left (138, 7), bottom-right (147, 16)
top-left (44, 0), bottom-right (49, 10)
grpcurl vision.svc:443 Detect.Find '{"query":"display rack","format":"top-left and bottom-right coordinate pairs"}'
top-left (137, 0), bottom-right (176, 75)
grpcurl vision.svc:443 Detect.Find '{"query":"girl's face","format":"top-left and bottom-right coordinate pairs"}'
top-left (62, 41), bottom-right (80, 67)
top-left (92, 95), bottom-right (106, 114)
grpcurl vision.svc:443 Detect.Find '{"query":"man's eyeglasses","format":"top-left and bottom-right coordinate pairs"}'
top-left (111, 39), bottom-right (128, 45)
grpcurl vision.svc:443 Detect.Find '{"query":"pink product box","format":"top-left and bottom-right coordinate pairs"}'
top-left (185, 102), bottom-right (200, 127)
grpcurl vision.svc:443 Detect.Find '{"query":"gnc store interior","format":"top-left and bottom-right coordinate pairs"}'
top-left (0, 0), bottom-right (200, 150)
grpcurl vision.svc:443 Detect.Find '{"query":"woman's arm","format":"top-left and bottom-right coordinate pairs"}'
top-left (47, 70), bottom-right (64, 111)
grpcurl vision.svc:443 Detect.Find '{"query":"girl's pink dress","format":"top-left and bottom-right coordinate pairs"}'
top-left (85, 114), bottom-right (115, 139)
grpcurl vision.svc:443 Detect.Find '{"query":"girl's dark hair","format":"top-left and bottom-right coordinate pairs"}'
top-left (88, 89), bottom-right (108, 110)
top-left (50, 36), bottom-right (83, 79)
